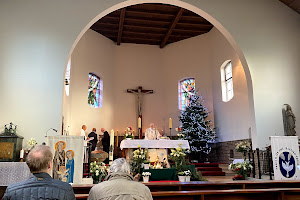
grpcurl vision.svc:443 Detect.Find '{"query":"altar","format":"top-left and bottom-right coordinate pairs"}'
top-left (120, 139), bottom-right (190, 163)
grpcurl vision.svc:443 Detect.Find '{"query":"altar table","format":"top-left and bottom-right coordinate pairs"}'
top-left (142, 168), bottom-right (177, 181)
top-left (0, 162), bottom-right (31, 186)
top-left (120, 139), bottom-right (190, 150)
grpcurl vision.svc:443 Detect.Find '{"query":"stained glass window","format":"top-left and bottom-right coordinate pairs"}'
top-left (178, 78), bottom-right (195, 110)
top-left (88, 73), bottom-right (103, 108)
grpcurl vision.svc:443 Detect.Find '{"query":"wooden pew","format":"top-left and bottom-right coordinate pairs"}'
top-left (75, 188), bottom-right (300, 200)
top-left (151, 188), bottom-right (300, 200)
top-left (72, 180), bottom-right (300, 194)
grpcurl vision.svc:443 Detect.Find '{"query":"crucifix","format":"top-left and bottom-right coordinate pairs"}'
top-left (127, 86), bottom-right (153, 138)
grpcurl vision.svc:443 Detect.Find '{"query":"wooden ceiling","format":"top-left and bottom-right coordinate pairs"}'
top-left (90, 4), bottom-right (213, 48)
top-left (279, 0), bottom-right (300, 14)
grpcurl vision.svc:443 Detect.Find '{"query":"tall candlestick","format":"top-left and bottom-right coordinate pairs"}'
top-left (117, 130), bottom-right (119, 147)
top-left (169, 118), bottom-right (172, 129)
top-left (109, 129), bottom-right (114, 162)
top-left (138, 117), bottom-right (141, 128)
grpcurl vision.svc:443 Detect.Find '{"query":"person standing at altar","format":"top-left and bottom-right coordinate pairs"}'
top-left (145, 123), bottom-right (160, 140)
top-left (81, 125), bottom-right (89, 163)
top-left (88, 128), bottom-right (98, 151)
top-left (101, 128), bottom-right (110, 164)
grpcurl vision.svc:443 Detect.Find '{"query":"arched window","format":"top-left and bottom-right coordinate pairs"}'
top-left (88, 73), bottom-right (103, 108)
top-left (220, 60), bottom-right (234, 102)
top-left (178, 78), bottom-right (195, 110)
top-left (65, 59), bottom-right (71, 96)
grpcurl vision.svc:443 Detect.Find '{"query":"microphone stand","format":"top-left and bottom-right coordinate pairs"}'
top-left (44, 128), bottom-right (58, 145)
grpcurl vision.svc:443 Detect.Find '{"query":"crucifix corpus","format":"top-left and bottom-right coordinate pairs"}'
top-left (127, 86), bottom-right (153, 138)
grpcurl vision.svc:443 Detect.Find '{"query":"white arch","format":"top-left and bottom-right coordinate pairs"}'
top-left (66, 0), bottom-right (257, 148)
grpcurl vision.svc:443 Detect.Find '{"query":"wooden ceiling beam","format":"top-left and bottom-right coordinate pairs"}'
top-left (160, 8), bottom-right (184, 48)
top-left (117, 8), bottom-right (126, 45)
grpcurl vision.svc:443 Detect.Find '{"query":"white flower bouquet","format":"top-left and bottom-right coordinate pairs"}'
top-left (235, 140), bottom-right (251, 152)
top-left (142, 172), bottom-right (151, 177)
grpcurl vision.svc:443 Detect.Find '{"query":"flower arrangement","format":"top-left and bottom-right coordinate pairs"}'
top-left (169, 143), bottom-right (189, 172)
top-left (132, 145), bottom-right (148, 174)
top-left (228, 161), bottom-right (253, 180)
top-left (90, 161), bottom-right (108, 183)
top-left (142, 172), bottom-right (151, 177)
top-left (133, 145), bottom-right (148, 163)
top-left (184, 170), bottom-right (192, 176)
top-left (124, 127), bottom-right (134, 139)
top-left (177, 171), bottom-right (185, 176)
top-left (235, 140), bottom-right (251, 152)
top-left (27, 138), bottom-right (37, 149)
top-left (175, 127), bottom-right (185, 140)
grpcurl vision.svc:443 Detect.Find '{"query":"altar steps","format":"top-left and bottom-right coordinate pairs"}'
top-left (193, 163), bottom-right (225, 176)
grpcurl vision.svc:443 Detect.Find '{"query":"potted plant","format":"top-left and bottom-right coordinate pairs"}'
top-left (184, 170), bottom-right (192, 182)
top-left (228, 161), bottom-right (253, 180)
top-left (133, 145), bottom-right (148, 174)
top-left (177, 171), bottom-right (186, 182)
top-left (90, 161), bottom-right (107, 184)
top-left (143, 160), bottom-right (150, 169)
top-left (169, 143), bottom-right (189, 172)
top-left (142, 171), bottom-right (151, 183)
top-left (235, 140), bottom-right (251, 159)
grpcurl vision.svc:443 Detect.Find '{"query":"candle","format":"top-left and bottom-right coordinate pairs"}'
top-left (133, 130), bottom-right (135, 135)
top-left (20, 149), bottom-right (24, 159)
top-left (117, 130), bottom-right (119, 147)
top-left (109, 129), bottom-right (115, 161)
top-left (138, 117), bottom-right (141, 128)
top-left (169, 118), bottom-right (172, 129)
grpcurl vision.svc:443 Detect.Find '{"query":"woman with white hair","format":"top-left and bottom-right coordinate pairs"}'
top-left (88, 158), bottom-right (152, 200)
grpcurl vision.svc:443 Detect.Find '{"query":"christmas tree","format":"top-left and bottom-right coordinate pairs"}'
top-left (179, 91), bottom-right (216, 157)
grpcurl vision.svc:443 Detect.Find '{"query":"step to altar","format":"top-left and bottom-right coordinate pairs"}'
top-left (193, 163), bottom-right (226, 176)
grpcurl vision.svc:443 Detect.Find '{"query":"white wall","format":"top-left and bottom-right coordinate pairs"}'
top-left (210, 28), bottom-right (251, 142)
top-left (0, 0), bottom-right (299, 148)
top-left (67, 27), bottom-right (251, 142)
top-left (63, 30), bottom-right (115, 136)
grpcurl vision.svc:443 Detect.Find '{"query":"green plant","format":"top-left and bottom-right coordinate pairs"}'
top-left (133, 145), bottom-right (148, 174)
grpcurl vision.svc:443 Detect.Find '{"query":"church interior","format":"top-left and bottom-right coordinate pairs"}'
top-left (0, 0), bottom-right (300, 199)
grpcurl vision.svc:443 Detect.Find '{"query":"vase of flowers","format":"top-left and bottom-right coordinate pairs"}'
top-left (90, 161), bottom-right (107, 184)
top-left (143, 160), bottom-right (150, 169)
top-left (124, 127), bottom-right (135, 139)
top-left (175, 128), bottom-right (184, 140)
top-left (133, 145), bottom-right (148, 174)
top-left (177, 171), bottom-right (186, 182)
top-left (228, 161), bottom-right (253, 180)
top-left (142, 171), bottom-right (151, 183)
top-left (169, 143), bottom-right (189, 172)
top-left (27, 138), bottom-right (37, 150)
top-left (184, 170), bottom-right (192, 182)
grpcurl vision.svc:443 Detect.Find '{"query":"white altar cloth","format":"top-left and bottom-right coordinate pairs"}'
top-left (120, 139), bottom-right (190, 150)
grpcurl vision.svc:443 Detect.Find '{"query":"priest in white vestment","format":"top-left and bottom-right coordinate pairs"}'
top-left (145, 123), bottom-right (160, 140)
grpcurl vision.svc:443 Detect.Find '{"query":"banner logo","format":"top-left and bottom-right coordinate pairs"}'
top-left (279, 151), bottom-right (296, 178)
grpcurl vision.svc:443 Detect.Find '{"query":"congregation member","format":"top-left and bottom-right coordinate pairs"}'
top-left (88, 128), bottom-right (98, 151)
top-left (2, 145), bottom-right (76, 200)
top-left (145, 123), bottom-right (161, 140)
top-left (88, 158), bottom-right (152, 200)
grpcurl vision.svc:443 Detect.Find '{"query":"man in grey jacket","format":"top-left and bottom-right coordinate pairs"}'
top-left (88, 158), bottom-right (153, 200)
top-left (2, 145), bottom-right (76, 200)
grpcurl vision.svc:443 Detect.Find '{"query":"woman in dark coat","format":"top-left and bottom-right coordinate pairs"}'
top-left (101, 129), bottom-right (110, 164)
